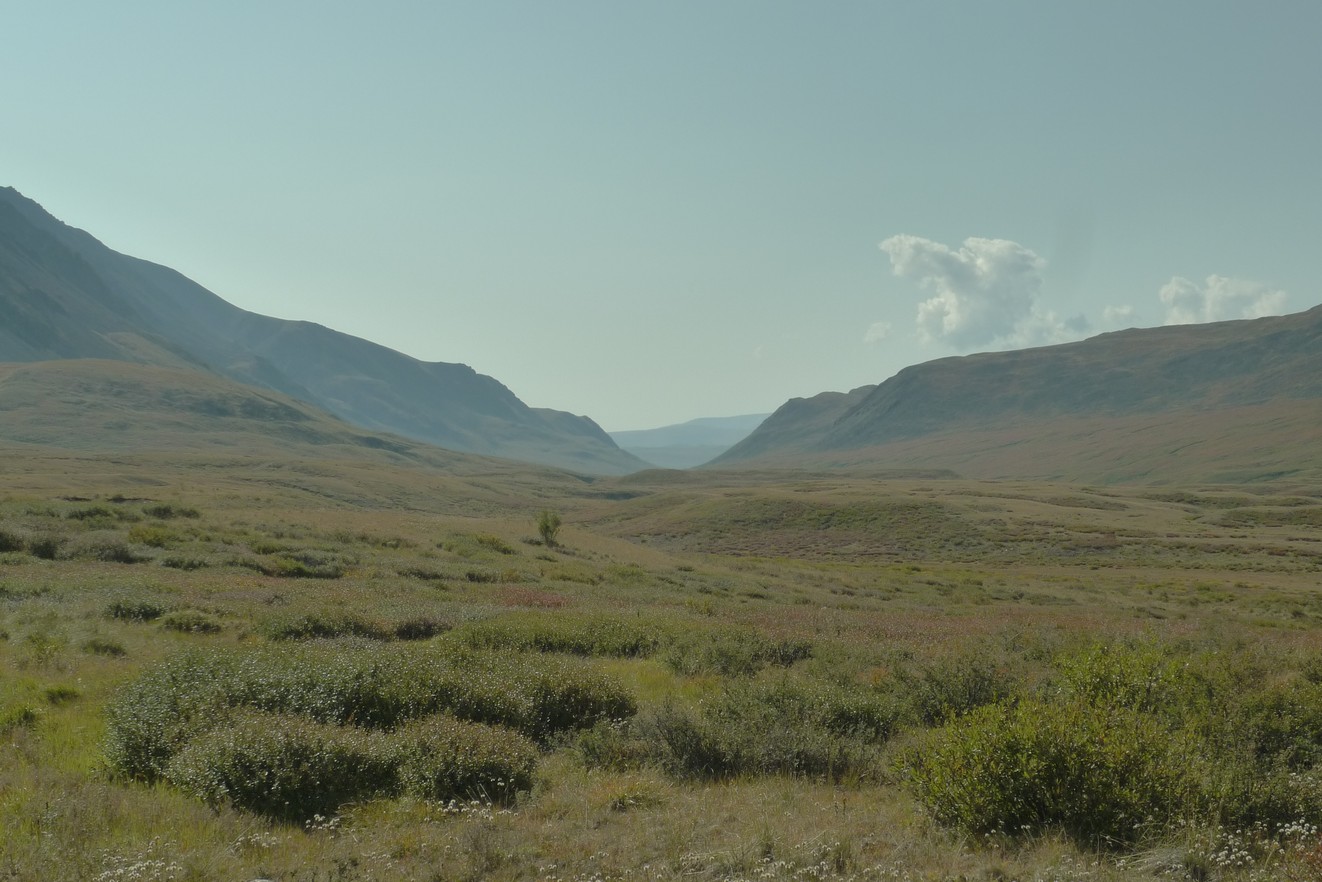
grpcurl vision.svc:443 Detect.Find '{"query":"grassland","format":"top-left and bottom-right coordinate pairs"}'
top-left (3, 448), bottom-right (1322, 881)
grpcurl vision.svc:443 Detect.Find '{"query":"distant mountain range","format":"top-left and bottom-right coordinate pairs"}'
top-left (715, 307), bottom-right (1322, 484)
top-left (609, 413), bottom-right (769, 469)
top-left (0, 187), bottom-right (647, 474)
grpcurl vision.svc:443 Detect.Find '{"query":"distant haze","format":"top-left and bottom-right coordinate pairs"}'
top-left (610, 414), bottom-right (770, 469)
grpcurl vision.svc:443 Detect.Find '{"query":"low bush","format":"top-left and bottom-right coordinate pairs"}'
top-left (160, 610), bottom-right (223, 634)
top-left (0, 527), bottom-right (25, 553)
top-left (105, 598), bottom-right (169, 622)
top-left (127, 524), bottom-right (180, 548)
top-left (635, 677), bottom-right (893, 781)
top-left (104, 644), bottom-right (635, 781)
top-left (262, 554), bottom-right (347, 579)
top-left (27, 535), bottom-right (62, 560)
top-left (82, 637), bottom-right (127, 657)
top-left (474, 534), bottom-right (517, 555)
top-left (161, 555), bottom-right (208, 571)
top-left (62, 533), bottom-right (146, 564)
top-left (661, 628), bottom-right (812, 677)
top-left (903, 697), bottom-right (1202, 846)
top-left (165, 712), bottom-right (394, 822)
top-left (263, 611), bottom-right (391, 642)
top-left (392, 715), bottom-right (537, 803)
top-left (895, 648), bottom-right (1023, 726)
top-left (65, 505), bottom-right (115, 521)
top-left (447, 612), bottom-right (665, 658)
top-left (142, 504), bottom-right (200, 520)
top-left (392, 615), bottom-right (450, 641)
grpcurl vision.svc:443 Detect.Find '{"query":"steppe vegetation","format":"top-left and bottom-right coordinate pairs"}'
top-left (3, 450), bottom-right (1322, 881)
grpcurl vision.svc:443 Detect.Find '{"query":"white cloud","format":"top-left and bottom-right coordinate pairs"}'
top-left (863, 321), bottom-right (891, 344)
top-left (1159, 275), bottom-right (1288, 325)
top-left (879, 234), bottom-right (1084, 348)
top-left (1103, 305), bottom-right (1135, 328)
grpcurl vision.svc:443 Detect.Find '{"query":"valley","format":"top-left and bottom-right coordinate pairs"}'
top-left (3, 446), bottom-right (1322, 881)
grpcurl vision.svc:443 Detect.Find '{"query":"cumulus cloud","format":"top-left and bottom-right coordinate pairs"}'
top-left (1159, 275), bottom-right (1288, 325)
top-left (1103, 305), bottom-right (1135, 328)
top-left (879, 234), bottom-right (1084, 348)
top-left (863, 321), bottom-right (891, 344)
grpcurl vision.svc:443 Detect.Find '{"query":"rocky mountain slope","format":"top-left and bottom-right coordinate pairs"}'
top-left (0, 187), bottom-right (646, 474)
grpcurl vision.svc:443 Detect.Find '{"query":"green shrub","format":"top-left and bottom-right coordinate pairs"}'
top-left (897, 649), bottom-right (1022, 726)
top-left (262, 554), bottom-right (346, 579)
top-left (903, 698), bottom-right (1201, 846)
top-left (637, 677), bottom-right (891, 781)
top-left (160, 610), bottom-right (223, 634)
top-left (161, 555), bottom-right (208, 571)
top-left (1, 705), bottom-right (39, 734)
top-left (662, 628), bottom-right (812, 677)
top-left (263, 611), bottom-right (391, 641)
top-left (392, 715), bottom-right (537, 803)
top-left (27, 535), bottom-right (62, 560)
top-left (105, 598), bottom-right (168, 622)
top-left (142, 504), bottom-right (200, 520)
top-left (525, 661), bottom-right (637, 740)
top-left (127, 524), bottom-right (180, 548)
top-left (104, 644), bottom-right (636, 781)
top-left (83, 637), bottom-right (127, 657)
top-left (448, 612), bottom-right (664, 658)
top-left (474, 534), bottom-right (517, 555)
top-left (0, 527), bottom-right (25, 553)
top-left (105, 650), bottom-right (236, 780)
top-left (393, 616), bottom-right (450, 641)
top-left (62, 533), bottom-right (146, 563)
top-left (65, 505), bottom-right (115, 521)
top-left (537, 510), bottom-right (562, 547)
top-left (165, 712), bottom-right (394, 822)
top-left (44, 685), bottom-right (80, 705)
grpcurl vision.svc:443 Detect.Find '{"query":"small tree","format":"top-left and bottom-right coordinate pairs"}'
top-left (537, 510), bottom-right (562, 547)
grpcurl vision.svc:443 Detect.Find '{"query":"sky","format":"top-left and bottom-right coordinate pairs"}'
top-left (4, 2), bottom-right (1319, 431)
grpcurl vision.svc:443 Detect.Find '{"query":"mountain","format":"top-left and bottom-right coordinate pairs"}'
top-left (0, 187), bottom-right (647, 474)
top-left (714, 307), bottom-right (1322, 484)
top-left (608, 413), bottom-right (770, 468)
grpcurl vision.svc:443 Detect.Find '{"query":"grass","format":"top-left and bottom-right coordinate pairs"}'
top-left (3, 448), bottom-right (1322, 880)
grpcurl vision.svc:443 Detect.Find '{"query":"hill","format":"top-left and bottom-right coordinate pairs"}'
top-left (608, 413), bottom-right (770, 468)
top-left (714, 307), bottom-right (1322, 483)
top-left (0, 187), bottom-right (646, 474)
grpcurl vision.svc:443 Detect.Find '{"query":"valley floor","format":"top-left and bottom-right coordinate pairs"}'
top-left (3, 451), bottom-right (1322, 881)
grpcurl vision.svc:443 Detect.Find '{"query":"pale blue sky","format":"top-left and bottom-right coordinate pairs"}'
top-left (5, 2), bottom-right (1319, 429)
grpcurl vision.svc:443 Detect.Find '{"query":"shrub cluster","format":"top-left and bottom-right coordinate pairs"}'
top-left (662, 627), bottom-right (813, 677)
top-left (586, 675), bottom-right (895, 782)
top-left (105, 643), bottom-right (635, 783)
top-left (164, 710), bottom-right (536, 822)
top-left (902, 641), bottom-right (1322, 846)
top-left (448, 612), bottom-right (665, 658)
top-left (905, 698), bottom-right (1199, 845)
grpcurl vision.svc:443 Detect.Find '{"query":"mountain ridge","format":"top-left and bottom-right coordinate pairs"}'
top-left (0, 187), bottom-right (646, 474)
top-left (714, 307), bottom-right (1322, 483)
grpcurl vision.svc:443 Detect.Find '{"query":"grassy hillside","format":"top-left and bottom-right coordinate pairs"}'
top-left (4, 439), bottom-right (1322, 881)
top-left (716, 307), bottom-right (1322, 484)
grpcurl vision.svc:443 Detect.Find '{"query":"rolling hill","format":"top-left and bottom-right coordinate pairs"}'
top-left (0, 187), bottom-right (646, 474)
top-left (714, 307), bottom-right (1322, 484)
